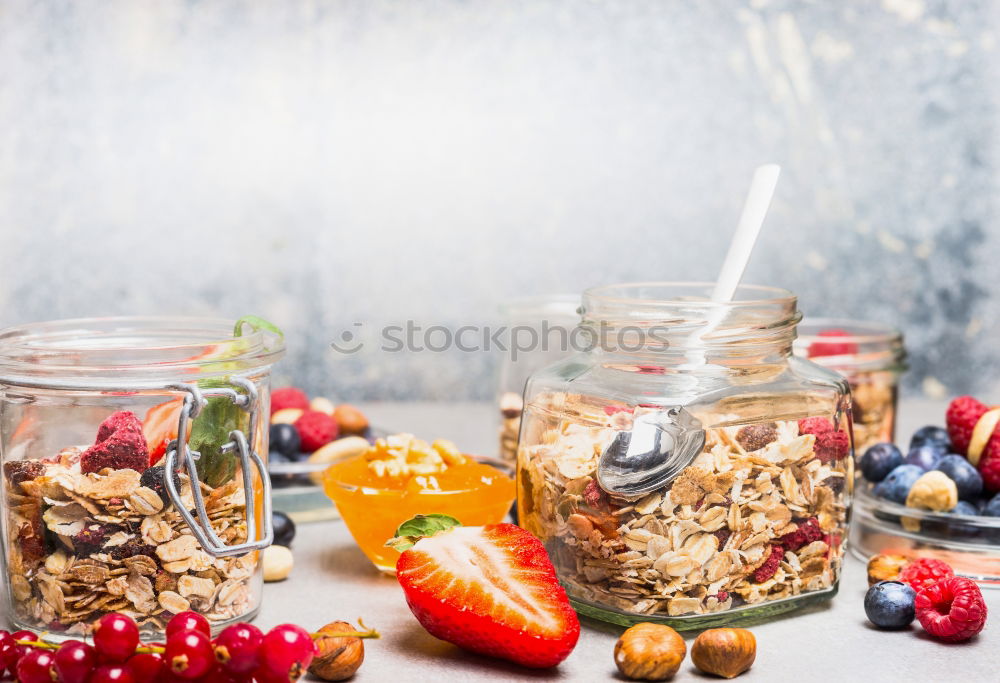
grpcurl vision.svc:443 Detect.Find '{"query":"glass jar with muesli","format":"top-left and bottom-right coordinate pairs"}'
top-left (517, 283), bottom-right (854, 628)
top-left (794, 319), bottom-right (906, 454)
top-left (0, 317), bottom-right (282, 639)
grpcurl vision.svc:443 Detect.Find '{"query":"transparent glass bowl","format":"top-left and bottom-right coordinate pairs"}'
top-left (850, 486), bottom-right (1000, 587)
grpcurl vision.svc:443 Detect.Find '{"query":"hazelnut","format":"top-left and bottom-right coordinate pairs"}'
top-left (263, 545), bottom-right (294, 582)
top-left (690, 628), bottom-right (756, 679)
top-left (867, 553), bottom-right (909, 586)
top-left (309, 621), bottom-right (367, 681)
top-left (614, 622), bottom-right (686, 681)
top-left (334, 404), bottom-right (369, 434)
top-left (905, 471), bottom-right (958, 512)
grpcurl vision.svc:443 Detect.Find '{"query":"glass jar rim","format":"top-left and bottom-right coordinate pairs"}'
top-left (582, 282), bottom-right (796, 309)
top-left (0, 316), bottom-right (284, 387)
top-left (796, 318), bottom-right (902, 344)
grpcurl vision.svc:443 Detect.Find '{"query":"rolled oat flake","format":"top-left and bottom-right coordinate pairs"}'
top-left (597, 408), bottom-right (706, 496)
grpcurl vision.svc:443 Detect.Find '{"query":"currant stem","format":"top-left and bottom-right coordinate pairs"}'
top-left (16, 639), bottom-right (166, 654)
top-left (311, 619), bottom-right (380, 640)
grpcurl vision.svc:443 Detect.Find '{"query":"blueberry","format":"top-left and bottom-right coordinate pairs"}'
top-left (864, 580), bottom-right (916, 629)
top-left (934, 455), bottom-right (984, 501)
top-left (287, 449), bottom-right (312, 462)
top-left (269, 423), bottom-right (301, 457)
top-left (140, 466), bottom-right (182, 503)
top-left (982, 493), bottom-right (1000, 517)
top-left (904, 445), bottom-right (943, 472)
top-left (268, 450), bottom-right (290, 465)
top-left (272, 510), bottom-right (296, 547)
top-left (859, 443), bottom-right (903, 483)
top-left (951, 500), bottom-right (980, 516)
top-left (909, 425), bottom-right (951, 455)
top-left (877, 465), bottom-right (924, 504)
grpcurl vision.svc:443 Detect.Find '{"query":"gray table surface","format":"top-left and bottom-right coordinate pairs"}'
top-left (255, 400), bottom-right (1000, 682)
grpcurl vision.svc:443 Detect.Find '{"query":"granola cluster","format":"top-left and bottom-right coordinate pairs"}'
top-left (518, 394), bottom-right (850, 619)
top-left (5, 447), bottom-right (256, 635)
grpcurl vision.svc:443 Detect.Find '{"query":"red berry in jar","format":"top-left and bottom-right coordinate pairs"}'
top-left (54, 640), bottom-right (98, 683)
top-left (15, 648), bottom-right (56, 683)
top-left (259, 623), bottom-right (317, 681)
top-left (91, 663), bottom-right (137, 683)
top-left (94, 613), bottom-right (140, 662)
top-left (166, 611), bottom-right (212, 639)
top-left (214, 622), bottom-right (264, 674)
top-left (165, 629), bottom-right (215, 680)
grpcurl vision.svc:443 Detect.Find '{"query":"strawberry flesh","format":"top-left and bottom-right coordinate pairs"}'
top-left (395, 523), bottom-right (580, 668)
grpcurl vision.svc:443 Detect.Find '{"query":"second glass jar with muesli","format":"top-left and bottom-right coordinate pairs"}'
top-left (517, 283), bottom-right (854, 628)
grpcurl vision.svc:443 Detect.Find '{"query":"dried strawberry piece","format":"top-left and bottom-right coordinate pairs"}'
top-left (752, 545), bottom-right (784, 583)
top-left (714, 528), bottom-right (732, 549)
top-left (735, 423), bottom-right (778, 452)
top-left (109, 540), bottom-right (157, 561)
top-left (814, 431), bottom-right (850, 464)
top-left (915, 576), bottom-right (988, 642)
top-left (80, 411), bottom-right (149, 474)
top-left (778, 518), bottom-right (823, 551)
top-left (798, 417), bottom-right (833, 437)
top-left (583, 479), bottom-right (608, 509)
top-left (3, 461), bottom-right (44, 488)
top-left (72, 524), bottom-right (121, 556)
top-left (17, 519), bottom-right (46, 567)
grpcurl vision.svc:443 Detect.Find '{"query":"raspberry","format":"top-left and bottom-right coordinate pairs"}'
top-left (752, 545), bottom-right (784, 583)
top-left (814, 431), bottom-right (850, 464)
top-left (270, 388), bottom-right (310, 416)
top-left (778, 518), bottom-right (823, 551)
top-left (807, 329), bottom-right (858, 358)
top-left (715, 591), bottom-right (729, 602)
top-left (915, 576), bottom-right (987, 642)
top-left (80, 411), bottom-right (149, 474)
top-left (798, 417), bottom-right (833, 437)
top-left (980, 439), bottom-right (1000, 493)
top-left (898, 557), bottom-right (955, 592)
top-left (293, 410), bottom-right (338, 452)
top-left (946, 396), bottom-right (989, 457)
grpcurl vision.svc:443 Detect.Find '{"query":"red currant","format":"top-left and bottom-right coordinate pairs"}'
top-left (94, 613), bottom-right (140, 662)
top-left (259, 624), bottom-right (317, 682)
top-left (214, 622), bottom-right (263, 674)
top-left (0, 630), bottom-right (15, 674)
top-left (165, 629), bottom-right (214, 680)
top-left (127, 651), bottom-right (165, 682)
top-left (12, 629), bottom-right (39, 661)
top-left (54, 640), bottom-right (98, 683)
top-left (15, 648), bottom-right (55, 683)
top-left (166, 611), bottom-right (211, 639)
top-left (91, 663), bottom-right (137, 683)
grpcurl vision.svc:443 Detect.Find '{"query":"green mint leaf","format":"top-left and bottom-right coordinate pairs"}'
top-left (385, 514), bottom-right (462, 552)
top-left (233, 315), bottom-right (284, 350)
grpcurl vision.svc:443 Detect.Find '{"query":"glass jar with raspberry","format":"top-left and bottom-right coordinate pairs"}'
top-left (794, 319), bottom-right (906, 453)
top-left (0, 317), bottom-right (283, 639)
top-left (516, 283), bottom-right (854, 628)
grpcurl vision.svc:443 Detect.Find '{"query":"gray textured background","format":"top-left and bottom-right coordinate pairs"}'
top-left (0, 0), bottom-right (997, 400)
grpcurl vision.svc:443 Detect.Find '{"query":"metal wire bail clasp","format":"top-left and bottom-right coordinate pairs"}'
top-left (161, 377), bottom-right (274, 558)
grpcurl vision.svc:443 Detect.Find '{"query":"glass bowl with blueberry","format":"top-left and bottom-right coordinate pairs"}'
top-left (851, 421), bottom-right (1000, 587)
top-left (264, 390), bottom-right (385, 523)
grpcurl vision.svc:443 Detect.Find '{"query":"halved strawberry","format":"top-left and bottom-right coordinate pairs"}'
top-left (142, 399), bottom-right (187, 466)
top-left (395, 523), bottom-right (580, 668)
